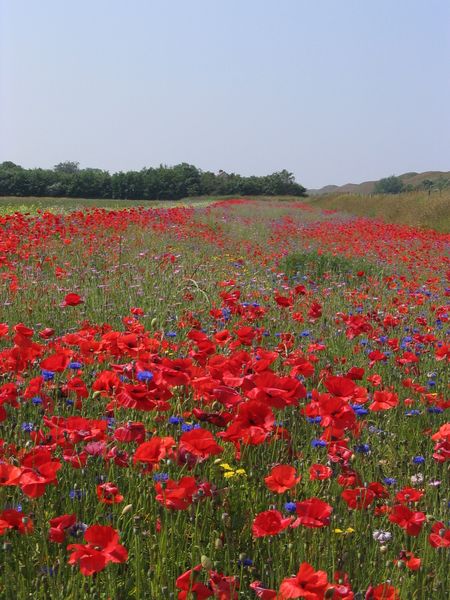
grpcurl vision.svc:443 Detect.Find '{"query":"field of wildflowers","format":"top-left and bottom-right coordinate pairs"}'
top-left (0, 198), bottom-right (448, 599)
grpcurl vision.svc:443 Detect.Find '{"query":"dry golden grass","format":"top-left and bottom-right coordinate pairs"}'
top-left (307, 190), bottom-right (450, 232)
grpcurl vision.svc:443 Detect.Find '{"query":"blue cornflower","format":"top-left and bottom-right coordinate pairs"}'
top-left (306, 416), bottom-right (322, 424)
top-left (311, 439), bottom-right (327, 448)
top-left (354, 407), bottom-right (368, 417)
top-left (21, 422), bottom-right (34, 432)
top-left (69, 522), bottom-right (88, 538)
top-left (354, 444), bottom-right (370, 454)
top-left (137, 370), bottom-right (154, 382)
top-left (168, 416), bottom-right (184, 425)
top-left (181, 423), bottom-right (201, 433)
top-left (153, 473), bottom-right (169, 482)
top-left (405, 409), bottom-right (421, 416)
top-left (237, 558), bottom-right (254, 567)
top-left (69, 489), bottom-right (85, 500)
top-left (165, 331), bottom-right (177, 338)
top-left (41, 369), bottom-right (55, 381)
top-left (427, 407), bottom-right (443, 414)
top-left (383, 477), bottom-right (397, 486)
top-left (69, 361), bottom-right (82, 370)
top-left (32, 396), bottom-right (42, 405)
top-left (284, 502), bottom-right (297, 513)
top-left (413, 456), bottom-right (425, 464)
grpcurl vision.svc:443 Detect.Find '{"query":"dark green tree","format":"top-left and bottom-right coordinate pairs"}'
top-left (374, 175), bottom-right (405, 194)
top-left (54, 161), bottom-right (80, 174)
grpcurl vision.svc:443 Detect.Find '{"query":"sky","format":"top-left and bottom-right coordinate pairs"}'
top-left (1, 0), bottom-right (449, 189)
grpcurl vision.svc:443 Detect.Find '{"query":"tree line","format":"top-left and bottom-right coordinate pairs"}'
top-left (0, 161), bottom-right (307, 200)
top-left (374, 174), bottom-right (449, 195)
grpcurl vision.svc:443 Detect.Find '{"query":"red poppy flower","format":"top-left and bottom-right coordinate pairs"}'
top-left (249, 581), bottom-right (278, 599)
top-left (369, 391), bottom-right (399, 411)
top-left (395, 487), bottom-right (424, 504)
top-left (63, 293), bottom-right (83, 307)
top-left (178, 428), bottom-right (223, 462)
top-left (19, 447), bottom-right (62, 498)
top-left (389, 504), bottom-right (426, 536)
top-left (176, 564), bottom-right (213, 599)
top-left (429, 521), bottom-right (450, 548)
top-left (49, 513), bottom-right (77, 543)
top-left (264, 465), bottom-right (301, 494)
top-left (96, 482), bottom-right (124, 504)
top-left (309, 464), bottom-right (333, 481)
top-left (365, 583), bottom-right (400, 600)
top-left (393, 550), bottom-right (421, 571)
top-left (67, 525), bottom-right (128, 576)
top-left (292, 498), bottom-right (333, 528)
top-left (155, 476), bottom-right (199, 510)
top-left (133, 436), bottom-right (175, 468)
top-left (0, 509), bottom-right (33, 535)
top-left (279, 562), bottom-right (329, 599)
top-left (341, 488), bottom-right (376, 510)
top-left (252, 510), bottom-right (292, 538)
top-left (209, 571), bottom-right (239, 599)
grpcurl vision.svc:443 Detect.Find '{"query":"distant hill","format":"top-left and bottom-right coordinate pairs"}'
top-left (308, 170), bottom-right (450, 195)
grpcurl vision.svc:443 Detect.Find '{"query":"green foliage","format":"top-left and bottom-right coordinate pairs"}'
top-left (0, 161), bottom-right (307, 200)
top-left (54, 161), bottom-right (80, 174)
top-left (373, 175), bottom-right (405, 194)
top-left (281, 250), bottom-right (377, 279)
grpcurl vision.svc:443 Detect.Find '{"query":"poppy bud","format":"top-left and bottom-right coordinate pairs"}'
top-left (121, 504), bottom-right (133, 516)
top-left (214, 538), bottom-right (223, 550)
top-left (201, 555), bottom-right (213, 570)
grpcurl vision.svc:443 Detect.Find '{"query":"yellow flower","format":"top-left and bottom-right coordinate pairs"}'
top-left (223, 471), bottom-right (235, 479)
top-left (219, 463), bottom-right (233, 471)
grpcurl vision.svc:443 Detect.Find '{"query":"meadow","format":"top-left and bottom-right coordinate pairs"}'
top-left (0, 197), bottom-right (448, 599)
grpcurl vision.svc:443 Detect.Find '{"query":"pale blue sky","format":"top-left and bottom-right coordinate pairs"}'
top-left (1, 0), bottom-right (449, 188)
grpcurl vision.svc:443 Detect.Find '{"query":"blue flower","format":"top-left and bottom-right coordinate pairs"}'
top-left (69, 489), bottom-right (85, 500)
top-left (427, 407), bottom-right (443, 414)
top-left (41, 369), bottom-right (55, 381)
top-left (32, 396), bottom-right (42, 405)
top-left (153, 473), bottom-right (169, 482)
top-left (165, 331), bottom-right (177, 338)
top-left (137, 370), bottom-right (154, 382)
top-left (311, 439), bottom-right (327, 448)
top-left (69, 522), bottom-right (88, 538)
top-left (354, 444), bottom-right (370, 454)
top-left (383, 477), bottom-right (397, 486)
top-left (413, 456), bottom-right (425, 464)
top-left (181, 423), bottom-right (201, 432)
top-left (21, 422), bottom-right (34, 432)
top-left (284, 502), bottom-right (297, 513)
top-left (306, 416), bottom-right (322, 424)
top-left (237, 557), bottom-right (253, 567)
top-left (169, 416), bottom-right (184, 425)
top-left (69, 361), bottom-right (82, 370)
